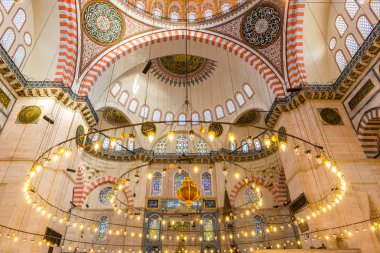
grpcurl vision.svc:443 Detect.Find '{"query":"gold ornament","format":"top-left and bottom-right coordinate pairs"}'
top-left (176, 177), bottom-right (200, 207)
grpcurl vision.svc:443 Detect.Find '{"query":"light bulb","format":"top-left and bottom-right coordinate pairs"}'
top-left (271, 135), bottom-right (278, 142)
top-left (34, 163), bottom-right (43, 172)
top-left (199, 125), bottom-right (205, 134)
top-left (208, 166), bottom-right (213, 173)
top-left (316, 155), bottom-right (324, 164)
top-left (208, 131), bottom-right (215, 142)
top-left (188, 130), bottom-right (195, 140)
top-left (304, 150), bottom-right (312, 159)
top-left (167, 131), bottom-right (175, 142)
top-left (279, 141), bottom-right (287, 151)
top-left (228, 133), bottom-right (236, 143)
top-left (129, 134), bottom-right (136, 141)
top-left (222, 167), bottom-right (228, 177)
top-left (242, 176), bottom-right (249, 184)
top-left (29, 168), bottom-right (37, 178)
top-left (52, 152), bottom-right (60, 161)
top-left (58, 147), bottom-right (65, 154)
top-left (234, 172), bottom-right (240, 179)
top-left (293, 145), bottom-right (300, 155)
top-left (246, 136), bottom-right (253, 145)
top-left (147, 172), bottom-right (153, 180)
top-left (93, 141), bottom-right (101, 151)
top-left (193, 165), bottom-right (199, 173)
top-left (110, 138), bottom-right (118, 148)
top-left (324, 160), bottom-right (332, 169)
top-left (148, 132), bottom-right (155, 142)
top-left (64, 148), bottom-right (72, 158)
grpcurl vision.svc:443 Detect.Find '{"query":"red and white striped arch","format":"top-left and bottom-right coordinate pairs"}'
top-left (78, 30), bottom-right (285, 97)
top-left (229, 175), bottom-right (288, 207)
top-left (54, 0), bottom-right (79, 87)
top-left (286, 0), bottom-right (307, 87)
top-left (73, 171), bottom-right (134, 208)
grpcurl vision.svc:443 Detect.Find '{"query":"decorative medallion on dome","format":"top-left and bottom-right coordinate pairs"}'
top-left (82, 0), bottom-right (124, 45)
top-left (141, 122), bottom-right (157, 136)
top-left (17, 106), bottom-right (42, 124)
top-left (150, 54), bottom-right (217, 86)
top-left (318, 108), bottom-right (343, 125)
top-left (104, 108), bottom-right (130, 126)
top-left (236, 110), bottom-right (259, 125)
top-left (76, 125), bottom-right (86, 146)
top-left (242, 5), bottom-right (281, 48)
top-left (208, 123), bottom-right (223, 137)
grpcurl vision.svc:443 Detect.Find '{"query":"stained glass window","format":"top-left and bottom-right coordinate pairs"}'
top-left (12, 9), bottom-right (26, 31)
top-left (235, 92), bottom-right (246, 106)
top-left (253, 215), bottom-right (265, 240)
top-left (152, 110), bottom-right (161, 121)
top-left (254, 138), bottom-right (261, 150)
top-left (115, 140), bottom-right (122, 152)
top-left (242, 140), bottom-right (249, 153)
top-left (99, 186), bottom-right (114, 205)
top-left (97, 216), bottom-right (110, 240)
top-left (226, 100), bottom-right (236, 114)
top-left (151, 172), bottom-right (162, 196)
top-left (174, 171), bottom-right (189, 194)
top-left (156, 140), bottom-right (167, 154)
top-left (357, 16), bottom-right (372, 39)
top-left (335, 15), bottom-right (347, 36)
top-left (202, 172), bottom-right (212, 195)
top-left (192, 112), bottom-right (200, 125)
top-left (243, 83), bottom-right (254, 98)
top-left (176, 135), bottom-right (188, 154)
top-left (102, 138), bottom-right (110, 150)
top-left (148, 215), bottom-right (161, 241)
top-left (245, 187), bottom-right (261, 204)
top-left (197, 141), bottom-right (207, 154)
top-left (202, 215), bottom-right (216, 241)
top-left (1, 28), bottom-right (15, 52)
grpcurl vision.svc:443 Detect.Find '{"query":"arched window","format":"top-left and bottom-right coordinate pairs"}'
top-left (202, 215), bottom-right (216, 241)
top-left (230, 142), bottom-right (236, 152)
top-left (345, 34), bottom-right (359, 57)
top-left (191, 112), bottom-right (200, 125)
top-left (226, 100), bottom-right (236, 114)
top-left (174, 170), bottom-right (189, 194)
top-left (197, 141), bottom-right (207, 154)
top-left (253, 216), bottom-right (265, 240)
top-left (156, 140), bottom-right (167, 154)
top-left (335, 15), bottom-right (347, 36)
top-left (215, 106), bottom-right (225, 119)
top-left (136, 1), bottom-right (145, 10)
top-left (345, 0), bottom-right (358, 19)
top-left (357, 16), bottom-right (372, 39)
top-left (140, 105), bottom-right (149, 119)
top-left (1, 0), bottom-right (14, 13)
top-left (92, 133), bottom-right (99, 141)
top-left (128, 138), bottom-right (134, 151)
top-left (118, 91), bottom-right (129, 105)
top-left (153, 8), bottom-right (162, 17)
top-left (242, 140), bottom-right (249, 153)
top-left (202, 172), bottom-right (212, 195)
top-left (178, 113), bottom-right (186, 125)
top-left (12, 9), bottom-right (26, 31)
top-left (165, 112), bottom-right (174, 124)
top-left (370, 1), bottom-right (380, 19)
top-left (170, 12), bottom-right (179, 21)
top-left (329, 37), bottom-right (336, 50)
top-left (0, 11), bottom-right (3, 25)
top-left (204, 9), bottom-right (213, 19)
top-left (254, 138), bottom-right (261, 150)
top-left (243, 83), bottom-right (254, 98)
top-left (203, 110), bottom-right (212, 122)
top-left (110, 82), bottom-right (121, 97)
top-left (24, 32), bottom-right (32, 46)
top-left (1, 28), bottom-right (15, 52)
top-left (152, 109), bottom-right (161, 121)
top-left (188, 12), bottom-right (196, 21)
top-left (147, 215), bottom-right (161, 242)
top-left (102, 138), bottom-right (110, 150)
top-left (176, 135), bottom-right (188, 154)
top-left (151, 172), bottom-right (162, 196)
top-left (13, 45), bottom-right (25, 67)
top-left (99, 186), bottom-right (114, 205)
top-left (235, 92), bottom-right (246, 106)
top-left (335, 50), bottom-right (347, 72)
top-left (129, 99), bottom-right (138, 113)
top-left (97, 216), bottom-right (110, 241)
top-left (115, 140), bottom-right (122, 152)
top-left (221, 3), bottom-right (230, 12)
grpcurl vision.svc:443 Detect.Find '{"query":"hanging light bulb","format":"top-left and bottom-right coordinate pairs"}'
top-left (304, 149), bottom-right (312, 159)
top-left (64, 148), bottom-right (72, 158)
top-left (193, 165), bottom-right (199, 173)
top-left (134, 174), bottom-right (140, 183)
top-left (29, 167), bottom-right (37, 178)
top-left (199, 125), bottom-right (205, 134)
top-left (167, 131), bottom-right (175, 142)
top-left (208, 131), bottom-right (215, 142)
top-left (162, 168), bottom-right (168, 176)
top-left (279, 141), bottom-right (287, 151)
top-left (208, 166), bottom-right (213, 174)
top-left (263, 136), bottom-right (271, 148)
top-left (34, 163), bottom-right (43, 173)
top-left (228, 132), bottom-right (236, 143)
top-left (120, 132), bottom-right (127, 140)
top-left (52, 152), bottom-right (60, 161)
top-left (234, 171), bottom-right (240, 179)
top-left (110, 138), bottom-right (118, 148)
top-left (242, 176), bottom-right (249, 184)
top-left (324, 160), bottom-right (332, 169)
top-left (148, 132), bottom-right (155, 142)
top-left (129, 133), bottom-right (136, 141)
top-left (293, 145), bottom-right (300, 155)
top-left (222, 167), bottom-right (228, 177)
top-left (58, 147), bottom-right (66, 155)
top-left (93, 141), bottom-right (101, 151)
top-left (147, 172), bottom-right (153, 180)
top-left (271, 134), bottom-right (278, 142)
top-left (188, 130), bottom-right (195, 140)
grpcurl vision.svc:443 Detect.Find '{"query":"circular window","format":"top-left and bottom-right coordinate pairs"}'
top-left (24, 32), bottom-right (32, 46)
top-left (99, 186), bottom-right (114, 205)
top-left (329, 38), bottom-right (336, 50)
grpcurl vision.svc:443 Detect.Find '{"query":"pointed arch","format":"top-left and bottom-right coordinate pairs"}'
top-left (78, 30), bottom-right (284, 97)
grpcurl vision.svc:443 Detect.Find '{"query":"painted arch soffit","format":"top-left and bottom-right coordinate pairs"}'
top-left (207, 0), bottom-right (285, 77)
top-left (79, 0), bottom-right (156, 73)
